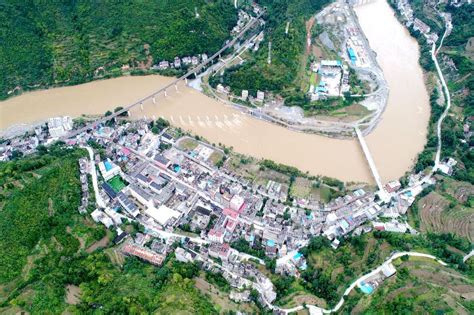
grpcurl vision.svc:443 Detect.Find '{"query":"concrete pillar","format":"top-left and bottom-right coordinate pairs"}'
top-left (185, 78), bottom-right (188, 85)
top-left (175, 84), bottom-right (178, 92)
top-left (164, 90), bottom-right (168, 97)
top-left (140, 102), bottom-right (143, 111)
top-left (152, 96), bottom-right (156, 104)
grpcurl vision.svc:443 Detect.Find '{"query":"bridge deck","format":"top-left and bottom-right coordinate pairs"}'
top-left (354, 127), bottom-right (384, 192)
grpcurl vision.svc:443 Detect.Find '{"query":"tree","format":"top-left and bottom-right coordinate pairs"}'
top-left (114, 106), bottom-right (128, 117)
top-left (155, 118), bottom-right (170, 131)
top-left (10, 150), bottom-right (23, 159)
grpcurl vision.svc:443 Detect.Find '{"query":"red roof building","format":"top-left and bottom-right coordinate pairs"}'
top-left (122, 243), bottom-right (165, 265)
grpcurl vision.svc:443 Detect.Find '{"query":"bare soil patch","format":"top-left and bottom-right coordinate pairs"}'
top-left (86, 235), bottom-right (110, 253)
top-left (65, 284), bottom-right (81, 305)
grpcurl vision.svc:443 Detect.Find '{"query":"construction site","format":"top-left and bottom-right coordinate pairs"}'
top-left (203, 0), bottom-right (390, 139)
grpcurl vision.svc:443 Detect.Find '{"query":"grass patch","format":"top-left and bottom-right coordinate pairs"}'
top-left (107, 175), bottom-right (126, 193)
top-left (208, 151), bottom-right (224, 166)
top-left (177, 138), bottom-right (199, 151)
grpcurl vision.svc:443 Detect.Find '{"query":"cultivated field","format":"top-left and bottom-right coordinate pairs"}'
top-left (417, 179), bottom-right (474, 242)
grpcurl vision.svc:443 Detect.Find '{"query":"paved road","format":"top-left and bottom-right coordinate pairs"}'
top-left (83, 146), bottom-right (106, 208)
top-left (277, 251), bottom-right (447, 314)
top-left (431, 33), bottom-right (452, 171)
top-left (463, 249), bottom-right (474, 263)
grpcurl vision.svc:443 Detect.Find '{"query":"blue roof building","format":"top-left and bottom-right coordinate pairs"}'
top-left (347, 47), bottom-right (357, 64)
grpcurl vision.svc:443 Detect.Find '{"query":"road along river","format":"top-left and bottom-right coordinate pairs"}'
top-left (355, 0), bottom-right (430, 183)
top-left (0, 0), bottom-right (429, 184)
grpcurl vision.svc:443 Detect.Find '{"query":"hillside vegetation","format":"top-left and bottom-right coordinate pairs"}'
top-left (0, 144), bottom-right (217, 314)
top-left (340, 256), bottom-right (474, 314)
top-left (217, 0), bottom-right (330, 98)
top-left (0, 0), bottom-right (237, 99)
top-left (268, 231), bottom-right (472, 309)
top-left (0, 145), bottom-right (89, 283)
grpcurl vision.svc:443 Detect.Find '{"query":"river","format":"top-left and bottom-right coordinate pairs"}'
top-left (0, 0), bottom-right (429, 184)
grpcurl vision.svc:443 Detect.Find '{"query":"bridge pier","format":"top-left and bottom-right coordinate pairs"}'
top-left (164, 90), bottom-right (168, 97)
top-left (185, 78), bottom-right (188, 85)
top-left (175, 84), bottom-right (178, 92)
top-left (140, 103), bottom-right (144, 111)
top-left (152, 96), bottom-right (156, 104)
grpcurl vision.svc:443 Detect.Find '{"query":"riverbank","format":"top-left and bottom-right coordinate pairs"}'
top-left (0, 0), bottom-right (430, 184)
top-left (354, 0), bottom-right (430, 182)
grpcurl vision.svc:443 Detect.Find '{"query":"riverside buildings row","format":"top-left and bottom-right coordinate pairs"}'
top-left (395, 0), bottom-right (445, 44)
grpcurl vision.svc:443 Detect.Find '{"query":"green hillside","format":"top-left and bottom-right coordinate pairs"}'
top-left (0, 0), bottom-right (237, 99)
top-left (215, 0), bottom-right (330, 98)
top-left (0, 145), bottom-right (218, 314)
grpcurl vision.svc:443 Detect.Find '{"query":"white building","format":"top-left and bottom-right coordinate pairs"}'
top-left (48, 116), bottom-right (73, 138)
top-left (174, 57), bottom-right (181, 68)
top-left (104, 207), bottom-right (123, 225)
top-left (91, 209), bottom-right (114, 228)
top-left (381, 262), bottom-right (397, 278)
top-left (230, 194), bottom-right (245, 212)
top-left (175, 247), bottom-right (194, 263)
top-left (217, 84), bottom-right (228, 94)
top-left (145, 204), bottom-right (181, 226)
top-left (98, 159), bottom-right (121, 181)
top-left (241, 90), bottom-right (249, 100)
top-left (129, 185), bottom-right (154, 208)
top-left (256, 90), bottom-right (265, 102)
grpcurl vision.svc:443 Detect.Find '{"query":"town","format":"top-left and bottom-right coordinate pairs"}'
top-left (0, 0), bottom-right (472, 313)
top-left (0, 109), bottom-right (462, 312)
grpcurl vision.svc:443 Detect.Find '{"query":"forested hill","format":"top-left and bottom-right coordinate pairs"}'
top-left (0, 0), bottom-right (237, 100)
top-left (216, 0), bottom-right (331, 99)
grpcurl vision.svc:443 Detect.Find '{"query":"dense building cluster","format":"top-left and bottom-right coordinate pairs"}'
top-left (0, 112), bottom-right (453, 307)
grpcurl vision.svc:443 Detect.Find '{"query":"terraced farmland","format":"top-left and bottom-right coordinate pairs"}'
top-left (417, 181), bottom-right (474, 242)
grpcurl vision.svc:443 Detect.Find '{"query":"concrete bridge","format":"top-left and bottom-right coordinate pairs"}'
top-left (355, 127), bottom-right (389, 200)
top-left (62, 11), bottom-right (263, 140)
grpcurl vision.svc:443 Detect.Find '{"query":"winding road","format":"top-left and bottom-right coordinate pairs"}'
top-left (431, 29), bottom-right (452, 171)
top-left (264, 6), bottom-right (456, 315)
top-left (271, 252), bottom-right (447, 314)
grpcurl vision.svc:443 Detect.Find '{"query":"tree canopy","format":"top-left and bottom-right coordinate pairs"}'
top-left (0, 0), bottom-right (237, 99)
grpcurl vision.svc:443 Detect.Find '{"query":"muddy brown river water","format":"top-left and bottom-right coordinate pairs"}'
top-left (0, 0), bottom-right (429, 184)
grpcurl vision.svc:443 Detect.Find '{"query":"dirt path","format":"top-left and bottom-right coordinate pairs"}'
top-left (66, 226), bottom-right (86, 250)
top-left (48, 198), bottom-right (54, 216)
top-left (306, 16), bottom-right (316, 54)
top-left (86, 234), bottom-right (110, 253)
